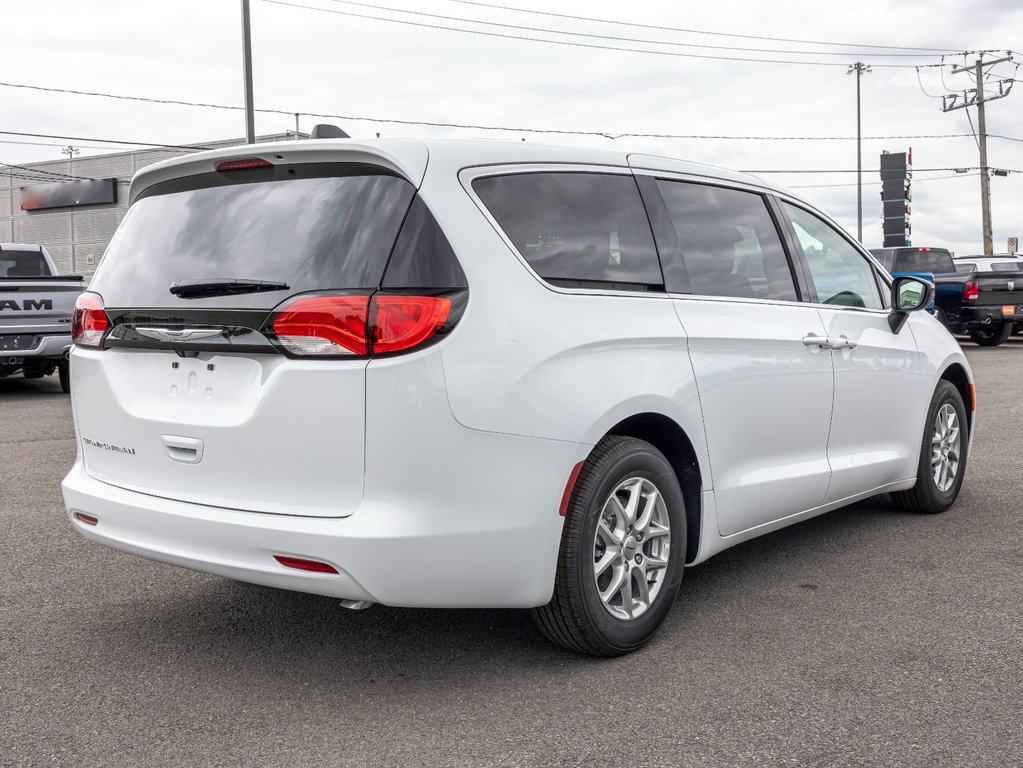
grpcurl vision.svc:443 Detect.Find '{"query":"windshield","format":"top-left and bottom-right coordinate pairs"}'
top-left (89, 164), bottom-right (416, 309)
top-left (0, 250), bottom-right (50, 278)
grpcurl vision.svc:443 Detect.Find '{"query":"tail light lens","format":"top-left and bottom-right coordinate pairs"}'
top-left (270, 293), bottom-right (458, 357)
top-left (271, 295), bottom-right (370, 356)
top-left (71, 293), bottom-right (110, 348)
top-left (372, 295), bottom-right (452, 354)
top-left (963, 279), bottom-right (979, 301)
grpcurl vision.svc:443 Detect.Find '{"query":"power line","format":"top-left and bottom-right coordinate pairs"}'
top-left (450, 0), bottom-right (962, 53)
top-left (790, 172), bottom-right (981, 189)
top-left (316, 0), bottom-right (948, 59)
top-left (0, 127), bottom-right (213, 151)
top-left (6, 81), bottom-right (1023, 142)
top-left (6, 83), bottom-right (1022, 144)
top-left (1, 161), bottom-right (96, 183)
top-left (0, 138), bottom-right (141, 151)
top-left (263, 0), bottom-right (947, 68)
top-left (740, 166), bottom-right (1010, 174)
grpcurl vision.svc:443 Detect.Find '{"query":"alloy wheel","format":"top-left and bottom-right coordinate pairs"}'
top-left (592, 477), bottom-right (671, 621)
top-left (931, 403), bottom-right (961, 492)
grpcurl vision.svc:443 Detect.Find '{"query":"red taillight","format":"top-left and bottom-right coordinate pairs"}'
top-left (372, 295), bottom-right (451, 354)
top-left (273, 555), bottom-right (339, 574)
top-left (216, 158), bottom-right (272, 172)
top-left (73, 512), bottom-right (99, 526)
top-left (272, 295), bottom-right (370, 356)
top-left (270, 293), bottom-right (455, 357)
top-left (71, 293), bottom-right (110, 348)
top-left (963, 279), bottom-right (980, 301)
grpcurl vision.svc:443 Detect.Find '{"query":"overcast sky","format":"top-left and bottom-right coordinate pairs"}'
top-left (4, 0), bottom-right (1022, 254)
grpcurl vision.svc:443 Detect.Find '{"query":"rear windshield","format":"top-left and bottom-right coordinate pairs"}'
top-left (89, 164), bottom-right (416, 309)
top-left (0, 250), bottom-right (50, 278)
top-left (991, 261), bottom-right (1023, 272)
top-left (892, 249), bottom-right (954, 274)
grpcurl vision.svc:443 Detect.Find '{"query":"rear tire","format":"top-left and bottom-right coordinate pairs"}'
top-left (968, 321), bottom-right (1012, 346)
top-left (891, 380), bottom-right (967, 514)
top-left (532, 436), bottom-right (686, 656)
top-left (58, 360), bottom-right (70, 393)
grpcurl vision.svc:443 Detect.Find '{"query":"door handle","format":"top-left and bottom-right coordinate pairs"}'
top-left (802, 333), bottom-right (832, 349)
top-left (162, 434), bottom-right (204, 464)
top-left (830, 335), bottom-right (858, 350)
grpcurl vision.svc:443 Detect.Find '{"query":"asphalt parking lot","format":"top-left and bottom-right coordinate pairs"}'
top-left (2, 339), bottom-right (1021, 768)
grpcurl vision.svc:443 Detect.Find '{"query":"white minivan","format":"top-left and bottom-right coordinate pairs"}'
top-left (63, 138), bottom-right (974, 656)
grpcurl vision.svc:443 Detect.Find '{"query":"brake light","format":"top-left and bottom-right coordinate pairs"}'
top-left (372, 295), bottom-right (451, 354)
top-left (71, 293), bottom-right (110, 347)
top-left (272, 295), bottom-right (369, 356)
top-left (963, 279), bottom-right (979, 301)
top-left (271, 293), bottom-right (457, 357)
top-left (216, 158), bottom-right (273, 172)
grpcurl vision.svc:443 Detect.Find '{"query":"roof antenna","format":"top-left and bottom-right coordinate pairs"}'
top-left (310, 124), bottom-right (350, 139)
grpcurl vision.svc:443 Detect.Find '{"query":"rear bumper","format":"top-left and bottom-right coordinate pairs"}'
top-left (62, 427), bottom-right (582, 608)
top-left (0, 332), bottom-right (71, 361)
top-left (959, 305), bottom-right (1020, 326)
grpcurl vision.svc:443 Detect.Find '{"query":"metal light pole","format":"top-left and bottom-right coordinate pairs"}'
top-left (848, 62), bottom-right (872, 243)
top-left (241, 0), bottom-right (256, 144)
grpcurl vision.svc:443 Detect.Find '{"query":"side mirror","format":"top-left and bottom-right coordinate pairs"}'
top-left (888, 275), bottom-right (935, 333)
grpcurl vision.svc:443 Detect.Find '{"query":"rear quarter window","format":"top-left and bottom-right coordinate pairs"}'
top-left (472, 172), bottom-right (663, 290)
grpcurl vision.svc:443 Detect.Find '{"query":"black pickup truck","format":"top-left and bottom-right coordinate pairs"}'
top-left (870, 246), bottom-right (1023, 346)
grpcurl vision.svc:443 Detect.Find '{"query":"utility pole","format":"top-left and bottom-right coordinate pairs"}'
top-left (241, 0), bottom-right (256, 144)
top-left (62, 146), bottom-right (80, 273)
top-left (942, 52), bottom-right (1014, 254)
top-left (848, 62), bottom-right (871, 243)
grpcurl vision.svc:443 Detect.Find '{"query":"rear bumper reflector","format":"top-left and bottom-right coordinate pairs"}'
top-left (559, 461), bottom-right (585, 517)
top-left (273, 555), bottom-right (339, 574)
top-left (74, 512), bottom-right (99, 526)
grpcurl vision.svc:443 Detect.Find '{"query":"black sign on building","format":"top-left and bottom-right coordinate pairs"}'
top-left (880, 150), bottom-right (912, 248)
top-left (19, 178), bottom-right (118, 211)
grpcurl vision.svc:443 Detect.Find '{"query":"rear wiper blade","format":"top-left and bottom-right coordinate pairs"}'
top-left (169, 278), bottom-right (290, 299)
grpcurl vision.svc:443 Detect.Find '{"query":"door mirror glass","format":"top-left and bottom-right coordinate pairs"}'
top-left (888, 275), bottom-right (934, 333)
top-left (894, 276), bottom-right (932, 311)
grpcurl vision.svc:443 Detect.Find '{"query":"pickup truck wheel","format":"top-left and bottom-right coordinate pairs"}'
top-left (532, 436), bottom-right (686, 657)
top-left (968, 321), bottom-right (1012, 346)
top-left (892, 380), bottom-right (967, 514)
top-left (58, 360), bottom-right (71, 393)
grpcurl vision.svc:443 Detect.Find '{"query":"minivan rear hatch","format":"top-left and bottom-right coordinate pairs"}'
top-left (74, 160), bottom-right (417, 517)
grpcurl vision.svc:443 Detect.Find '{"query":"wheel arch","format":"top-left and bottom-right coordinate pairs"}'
top-left (602, 412), bottom-right (703, 564)
top-left (939, 362), bottom-right (973, 436)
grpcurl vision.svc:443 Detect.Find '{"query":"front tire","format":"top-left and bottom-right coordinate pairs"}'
top-left (892, 380), bottom-right (968, 513)
top-left (968, 321), bottom-right (1012, 346)
top-left (532, 436), bottom-right (686, 656)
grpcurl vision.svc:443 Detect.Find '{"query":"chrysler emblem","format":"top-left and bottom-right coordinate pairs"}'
top-left (135, 327), bottom-right (224, 342)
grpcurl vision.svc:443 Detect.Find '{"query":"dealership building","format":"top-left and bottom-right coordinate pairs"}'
top-left (1, 132), bottom-right (300, 279)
